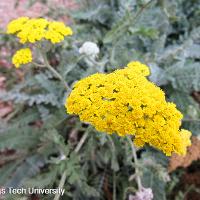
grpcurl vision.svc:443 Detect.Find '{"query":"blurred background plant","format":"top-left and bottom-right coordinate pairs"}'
top-left (0, 0), bottom-right (200, 200)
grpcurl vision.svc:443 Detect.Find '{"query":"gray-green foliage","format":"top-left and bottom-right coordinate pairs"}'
top-left (0, 0), bottom-right (200, 199)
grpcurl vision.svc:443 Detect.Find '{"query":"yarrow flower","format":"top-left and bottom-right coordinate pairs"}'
top-left (79, 41), bottom-right (100, 58)
top-left (7, 17), bottom-right (73, 44)
top-left (129, 187), bottom-right (153, 200)
top-left (12, 48), bottom-right (32, 68)
top-left (65, 61), bottom-right (192, 156)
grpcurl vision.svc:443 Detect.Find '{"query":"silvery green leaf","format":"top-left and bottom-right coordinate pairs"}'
top-left (148, 63), bottom-right (168, 86)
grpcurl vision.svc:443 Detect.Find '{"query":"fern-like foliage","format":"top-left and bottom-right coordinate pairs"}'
top-left (0, 0), bottom-right (200, 199)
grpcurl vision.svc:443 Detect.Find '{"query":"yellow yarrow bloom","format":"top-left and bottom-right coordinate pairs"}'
top-left (12, 48), bottom-right (32, 68)
top-left (44, 21), bottom-right (73, 44)
top-left (7, 17), bottom-right (73, 44)
top-left (65, 61), bottom-right (192, 156)
top-left (6, 17), bottom-right (29, 34)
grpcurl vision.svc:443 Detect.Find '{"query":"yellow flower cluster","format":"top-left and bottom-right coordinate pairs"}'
top-left (7, 17), bottom-right (73, 44)
top-left (66, 61), bottom-right (192, 156)
top-left (12, 48), bottom-right (32, 68)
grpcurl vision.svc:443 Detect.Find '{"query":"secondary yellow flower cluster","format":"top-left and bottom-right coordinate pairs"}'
top-left (66, 61), bottom-right (191, 156)
top-left (7, 17), bottom-right (73, 44)
top-left (12, 48), bottom-right (32, 68)
top-left (7, 17), bottom-right (73, 68)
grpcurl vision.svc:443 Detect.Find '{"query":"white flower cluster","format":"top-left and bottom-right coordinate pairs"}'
top-left (79, 41), bottom-right (99, 58)
top-left (129, 187), bottom-right (153, 200)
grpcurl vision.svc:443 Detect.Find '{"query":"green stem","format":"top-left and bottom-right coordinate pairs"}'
top-left (133, 0), bottom-right (154, 23)
top-left (113, 171), bottom-right (116, 200)
top-left (54, 131), bottom-right (89, 200)
top-left (32, 62), bottom-right (46, 67)
top-left (86, 56), bottom-right (106, 73)
top-left (127, 136), bottom-right (142, 191)
top-left (107, 135), bottom-right (117, 200)
top-left (75, 131), bottom-right (89, 153)
top-left (39, 49), bottom-right (70, 90)
top-left (53, 170), bottom-right (67, 200)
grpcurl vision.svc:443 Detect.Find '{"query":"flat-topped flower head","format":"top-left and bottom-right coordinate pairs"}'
top-left (12, 48), bottom-right (32, 68)
top-left (66, 61), bottom-right (192, 156)
top-left (7, 17), bottom-right (73, 44)
top-left (6, 17), bottom-right (29, 34)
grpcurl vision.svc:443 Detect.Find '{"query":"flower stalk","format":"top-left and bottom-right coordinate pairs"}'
top-left (127, 136), bottom-right (142, 191)
top-left (53, 131), bottom-right (89, 200)
top-left (39, 48), bottom-right (70, 91)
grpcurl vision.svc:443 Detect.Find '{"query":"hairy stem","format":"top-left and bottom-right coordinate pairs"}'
top-left (53, 170), bottom-right (67, 200)
top-left (42, 52), bottom-right (70, 90)
top-left (75, 131), bottom-right (89, 153)
top-left (32, 62), bottom-right (46, 67)
top-left (133, 0), bottom-right (154, 23)
top-left (54, 131), bottom-right (89, 200)
top-left (127, 136), bottom-right (142, 191)
top-left (113, 171), bottom-right (116, 200)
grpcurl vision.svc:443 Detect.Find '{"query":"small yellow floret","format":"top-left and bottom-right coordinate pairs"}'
top-left (7, 17), bottom-right (29, 34)
top-left (65, 61), bottom-right (192, 156)
top-left (12, 48), bottom-right (32, 68)
top-left (7, 17), bottom-right (73, 44)
top-left (44, 21), bottom-right (73, 43)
